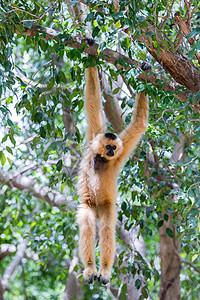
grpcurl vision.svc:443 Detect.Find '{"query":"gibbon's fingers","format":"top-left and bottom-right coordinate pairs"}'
top-left (119, 91), bottom-right (148, 161)
top-left (85, 66), bottom-right (105, 141)
top-left (77, 203), bottom-right (97, 282)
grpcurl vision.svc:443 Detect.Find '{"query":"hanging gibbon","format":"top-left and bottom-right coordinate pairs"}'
top-left (77, 62), bottom-right (149, 284)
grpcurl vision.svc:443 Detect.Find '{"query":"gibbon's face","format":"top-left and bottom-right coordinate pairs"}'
top-left (91, 132), bottom-right (123, 161)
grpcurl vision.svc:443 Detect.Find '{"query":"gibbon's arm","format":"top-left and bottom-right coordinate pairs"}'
top-left (119, 92), bottom-right (148, 162)
top-left (85, 66), bottom-right (105, 142)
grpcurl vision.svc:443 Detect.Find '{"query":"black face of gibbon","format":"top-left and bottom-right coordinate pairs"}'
top-left (105, 144), bottom-right (117, 157)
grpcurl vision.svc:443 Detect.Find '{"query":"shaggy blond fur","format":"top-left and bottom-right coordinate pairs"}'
top-left (77, 66), bottom-right (148, 284)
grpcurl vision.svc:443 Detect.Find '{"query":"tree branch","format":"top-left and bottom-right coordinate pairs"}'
top-left (77, 0), bottom-right (200, 93)
top-left (14, 24), bottom-right (200, 112)
top-left (0, 244), bottom-right (16, 261)
top-left (2, 238), bottom-right (29, 291)
top-left (0, 171), bottom-right (74, 209)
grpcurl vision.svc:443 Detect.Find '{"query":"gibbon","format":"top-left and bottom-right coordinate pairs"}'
top-left (77, 63), bottom-right (149, 284)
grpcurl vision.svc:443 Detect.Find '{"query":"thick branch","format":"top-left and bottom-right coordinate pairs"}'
top-left (0, 171), bottom-right (74, 209)
top-left (14, 24), bottom-right (200, 112)
top-left (0, 244), bottom-right (16, 261)
top-left (78, 0), bottom-right (200, 93)
top-left (137, 22), bottom-right (200, 92)
top-left (2, 238), bottom-right (28, 291)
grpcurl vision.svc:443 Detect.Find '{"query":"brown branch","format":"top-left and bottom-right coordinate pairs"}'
top-left (175, 13), bottom-right (200, 64)
top-left (78, 0), bottom-right (200, 93)
top-left (13, 24), bottom-right (200, 113)
top-left (0, 171), bottom-right (74, 209)
top-left (182, 260), bottom-right (200, 274)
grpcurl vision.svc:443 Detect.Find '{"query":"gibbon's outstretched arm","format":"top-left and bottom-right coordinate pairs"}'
top-left (119, 91), bottom-right (148, 162)
top-left (85, 67), bottom-right (105, 141)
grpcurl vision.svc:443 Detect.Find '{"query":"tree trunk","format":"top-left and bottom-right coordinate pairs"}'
top-left (159, 213), bottom-right (181, 300)
top-left (159, 134), bottom-right (188, 300)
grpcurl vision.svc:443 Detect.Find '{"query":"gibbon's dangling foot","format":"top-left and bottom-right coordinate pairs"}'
top-left (77, 62), bottom-right (149, 284)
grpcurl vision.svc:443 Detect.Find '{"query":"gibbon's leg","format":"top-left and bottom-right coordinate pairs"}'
top-left (98, 201), bottom-right (117, 284)
top-left (77, 203), bottom-right (97, 283)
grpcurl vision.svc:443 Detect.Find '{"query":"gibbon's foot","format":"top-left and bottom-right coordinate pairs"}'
top-left (83, 267), bottom-right (97, 284)
top-left (141, 61), bottom-right (151, 71)
top-left (97, 269), bottom-right (111, 285)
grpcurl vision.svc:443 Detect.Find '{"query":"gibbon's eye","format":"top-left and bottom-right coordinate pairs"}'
top-left (106, 145), bottom-right (112, 150)
top-left (112, 145), bottom-right (117, 150)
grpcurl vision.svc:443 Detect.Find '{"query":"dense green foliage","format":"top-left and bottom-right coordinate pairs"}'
top-left (0, 1), bottom-right (199, 299)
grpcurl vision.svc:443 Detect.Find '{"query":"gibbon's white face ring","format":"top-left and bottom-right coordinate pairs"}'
top-left (91, 133), bottom-right (123, 160)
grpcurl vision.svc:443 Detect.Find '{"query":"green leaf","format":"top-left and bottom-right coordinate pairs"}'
top-left (23, 21), bottom-right (33, 29)
top-left (191, 254), bottom-right (198, 262)
top-left (113, 87), bottom-right (120, 95)
top-left (7, 157), bottom-right (12, 166)
top-left (157, 220), bottom-right (164, 228)
top-left (56, 159), bottom-right (63, 171)
top-left (6, 146), bottom-right (13, 155)
top-left (2, 134), bottom-right (8, 143)
top-left (1, 154), bottom-right (6, 166)
top-left (61, 182), bottom-right (66, 192)
top-left (121, 283), bottom-right (127, 300)
top-left (141, 286), bottom-right (149, 299)
top-left (164, 214), bottom-right (169, 222)
top-left (135, 278), bottom-right (141, 290)
top-left (92, 27), bottom-right (100, 38)
top-left (174, 115), bottom-right (184, 122)
top-left (34, 111), bottom-right (44, 123)
top-left (40, 40), bottom-right (47, 52)
top-left (166, 228), bottom-right (174, 238)
top-left (7, 118), bottom-right (15, 129)
top-left (40, 126), bottom-right (46, 138)
top-left (47, 77), bottom-right (55, 90)
top-left (58, 70), bottom-right (67, 83)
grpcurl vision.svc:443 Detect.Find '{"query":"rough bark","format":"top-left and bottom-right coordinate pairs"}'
top-left (159, 217), bottom-right (181, 300)
top-left (137, 22), bottom-right (200, 93)
top-left (159, 135), bottom-right (187, 300)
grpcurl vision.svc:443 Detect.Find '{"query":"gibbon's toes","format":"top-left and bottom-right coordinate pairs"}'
top-left (83, 267), bottom-right (97, 284)
top-left (97, 269), bottom-right (111, 285)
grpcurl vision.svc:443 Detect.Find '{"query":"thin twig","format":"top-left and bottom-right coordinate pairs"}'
top-left (9, 7), bottom-right (39, 19)
top-left (160, 0), bottom-right (176, 30)
top-left (36, 0), bottom-right (59, 23)
top-left (182, 260), bottom-right (200, 274)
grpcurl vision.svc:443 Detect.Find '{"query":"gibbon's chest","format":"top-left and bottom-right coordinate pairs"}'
top-left (93, 154), bottom-right (109, 172)
top-left (84, 154), bottom-right (118, 199)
